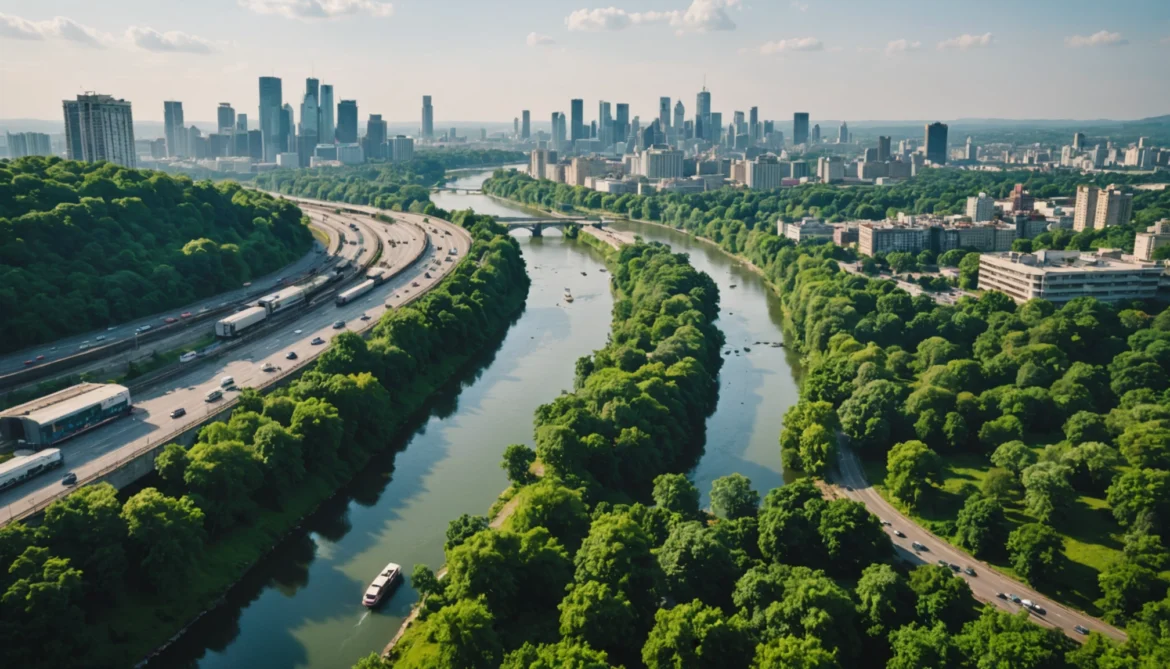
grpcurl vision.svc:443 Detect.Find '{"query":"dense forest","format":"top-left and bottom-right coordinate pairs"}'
top-left (472, 172), bottom-right (1170, 666)
top-left (0, 156), bottom-right (314, 354)
top-left (253, 150), bottom-right (525, 212)
top-left (0, 211), bottom-right (530, 668)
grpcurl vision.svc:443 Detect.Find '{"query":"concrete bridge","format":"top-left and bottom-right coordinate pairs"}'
top-left (432, 187), bottom-right (482, 194)
top-left (494, 216), bottom-right (605, 236)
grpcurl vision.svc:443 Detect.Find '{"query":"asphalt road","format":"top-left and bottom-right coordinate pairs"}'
top-left (0, 205), bottom-right (471, 524)
top-left (834, 447), bottom-right (1126, 643)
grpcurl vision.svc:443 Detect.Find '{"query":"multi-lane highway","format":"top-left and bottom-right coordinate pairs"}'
top-left (0, 203), bottom-right (471, 525)
top-left (834, 447), bottom-right (1126, 643)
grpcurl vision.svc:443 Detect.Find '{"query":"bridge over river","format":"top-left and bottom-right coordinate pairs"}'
top-left (493, 216), bottom-right (605, 236)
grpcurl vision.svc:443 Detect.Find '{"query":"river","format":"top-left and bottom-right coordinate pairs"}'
top-left (152, 167), bottom-right (800, 668)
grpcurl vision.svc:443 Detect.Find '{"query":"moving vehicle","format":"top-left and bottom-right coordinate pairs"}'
top-left (23, 360), bottom-right (33, 366)
top-left (78, 342), bottom-right (91, 351)
top-left (216, 306), bottom-right (268, 338)
top-left (948, 563), bottom-right (960, 572)
top-left (1009, 594), bottom-right (1022, 603)
top-left (1074, 625), bottom-right (1089, 635)
top-left (164, 317), bottom-right (178, 324)
top-left (996, 592), bottom-right (1007, 600)
top-left (220, 376), bottom-right (235, 388)
top-left (61, 472), bottom-right (77, 486)
top-left (564, 289), bottom-right (574, 303)
top-left (336, 280), bottom-right (375, 306)
top-left (179, 351), bottom-right (197, 363)
top-left (170, 408), bottom-right (186, 419)
top-left (180, 312), bottom-right (192, 319)
top-left (205, 389), bottom-right (223, 402)
top-left (0, 449), bottom-right (64, 492)
top-left (286, 351), bottom-right (298, 360)
top-left (893, 529), bottom-right (905, 538)
top-left (363, 562), bottom-right (402, 607)
top-left (332, 320), bottom-right (346, 329)
top-left (360, 314), bottom-right (371, 321)
top-left (95, 335), bottom-right (106, 342)
top-left (312, 337), bottom-right (326, 345)
top-left (911, 541), bottom-right (927, 551)
top-left (411, 281), bottom-right (420, 288)
top-left (258, 286), bottom-right (308, 316)
top-left (964, 567), bottom-right (977, 576)
top-left (136, 325), bottom-right (152, 333)
top-left (262, 362), bottom-right (276, 372)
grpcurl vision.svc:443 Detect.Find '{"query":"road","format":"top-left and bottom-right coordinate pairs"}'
top-left (837, 261), bottom-right (972, 305)
top-left (0, 204), bottom-right (472, 525)
top-left (834, 447), bottom-right (1126, 643)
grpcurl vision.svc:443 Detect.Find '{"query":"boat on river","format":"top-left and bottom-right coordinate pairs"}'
top-left (564, 288), bottom-right (574, 303)
top-left (363, 562), bottom-right (402, 607)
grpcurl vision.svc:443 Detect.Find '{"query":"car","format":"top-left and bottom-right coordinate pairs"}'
top-left (107, 326), bottom-right (117, 331)
top-left (1009, 594), bottom-right (1022, 603)
top-left (312, 337), bottom-right (326, 345)
top-left (845, 485), bottom-right (854, 491)
top-left (996, 592), bottom-right (1007, 600)
top-left (332, 320), bottom-right (345, 329)
top-left (35, 355), bottom-right (44, 361)
top-left (95, 335), bottom-right (106, 341)
top-left (964, 566), bottom-right (977, 576)
top-left (261, 362), bottom-right (276, 372)
top-left (893, 529), bottom-right (905, 538)
top-left (136, 325), bottom-right (152, 333)
top-left (1074, 625), bottom-right (1090, 635)
top-left (911, 542), bottom-right (927, 551)
top-left (937, 559), bottom-right (949, 567)
top-left (360, 314), bottom-right (371, 321)
top-left (199, 306), bottom-right (210, 313)
top-left (170, 407), bottom-right (187, 419)
top-left (411, 282), bottom-right (420, 288)
top-left (294, 329), bottom-right (303, 335)
top-left (437, 246), bottom-right (443, 251)
top-left (880, 520), bottom-right (891, 526)
top-left (79, 342), bottom-right (91, 351)
top-left (180, 311), bottom-right (192, 319)
top-left (61, 472), bottom-right (77, 486)
top-left (1031, 605), bottom-right (1046, 615)
top-left (948, 563), bottom-right (960, 572)
top-left (164, 317), bottom-right (178, 324)
top-left (23, 360), bottom-right (33, 366)
top-left (286, 351), bottom-right (298, 360)
top-left (243, 282), bottom-right (252, 287)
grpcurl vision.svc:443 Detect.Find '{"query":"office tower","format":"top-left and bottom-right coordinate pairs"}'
top-left (748, 107), bottom-right (759, 142)
top-left (1073, 185), bottom-right (1098, 231)
top-left (236, 113), bottom-right (248, 133)
top-left (1072, 132), bottom-right (1085, 151)
top-left (551, 112), bottom-right (566, 151)
top-left (696, 87), bottom-right (711, 141)
top-left (259, 76), bottom-right (283, 162)
top-left (280, 104), bottom-right (293, 153)
top-left (966, 192), bottom-right (995, 222)
top-left (812, 123), bottom-right (820, 144)
top-left (590, 121), bottom-right (597, 139)
top-left (659, 97), bottom-right (671, 130)
top-left (389, 135), bottom-right (414, 162)
top-left (877, 136), bottom-right (891, 162)
top-left (319, 84), bottom-right (334, 142)
top-left (299, 86), bottom-right (318, 138)
top-left (521, 110), bottom-right (530, 140)
top-left (864, 148), bottom-right (878, 162)
top-left (247, 130), bottom-right (262, 162)
top-left (597, 101), bottom-right (612, 145)
top-left (838, 121), bottom-right (848, 143)
top-left (570, 98), bottom-right (584, 142)
top-left (336, 100), bottom-right (358, 143)
top-left (63, 93), bottom-right (136, 167)
top-left (709, 112), bottom-right (722, 145)
top-left (673, 100), bottom-right (685, 138)
top-left (966, 136), bottom-right (977, 161)
top-left (217, 103), bottom-right (235, 132)
top-left (234, 126), bottom-right (249, 157)
top-left (365, 114), bottom-right (387, 159)
top-left (305, 78), bottom-right (319, 105)
top-left (163, 101), bottom-right (186, 158)
top-left (185, 126), bottom-right (202, 159)
top-left (792, 112), bottom-right (810, 146)
top-left (421, 95), bottom-right (434, 139)
top-left (513, 117), bottom-right (519, 138)
top-left (530, 149), bottom-right (549, 179)
top-left (924, 122), bottom-right (948, 165)
top-left (615, 103), bottom-right (629, 143)
top-left (733, 111), bottom-right (745, 137)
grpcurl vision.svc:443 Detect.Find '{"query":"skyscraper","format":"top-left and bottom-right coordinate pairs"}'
top-left (217, 103), bottom-right (235, 133)
top-left (514, 117), bottom-right (519, 138)
top-left (925, 122), bottom-right (948, 165)
top-left (673, 101), bottom-right (685, 138)
top-left (838, 121), bottom-right (848, 143)
top-left (365, 114), bottom-right (387, 159)
top-left (305, 78), bottom-right (319, 105)
top-left (236, 114), bottom-right (247, 133)
top-left (659, 97), bottom-right (671, 130)
top-left (280, 104), bottom-right (293, 153)
top-left (421, 95), bottom-right (434, 139)
top-left (812, 123), bottom-right (820, 144)
top-left (521, 110), bottom-right (530, 140)
top-left (749, 107), bottom-right (759, 143)
top-left (570, 99), bottom-right (584, 142)
top-left (259, 76), bottom-right (283, 162)
top-left (877, 136), bottom-right (891, 162)
top-left (791, 112), bottom-right (810, 146)
top-left (696, 87), bottom-right (711, 141)
top-left (1072, 132), bottom-right (1085, 151)
top-left (299, 88), bottom-right (318, 138)
top-left (163, 101), bottom-right (186, 158)
top-left (319, 84), bottom-right (335, 142)
top-left (615, 103), bottom-right (629, 144)
top-left (337, 100), bottom-right (358, 144)
top-left (551, 112), bottom-right (566, 151)
top-left (63, 93), bottom-right (136, 167)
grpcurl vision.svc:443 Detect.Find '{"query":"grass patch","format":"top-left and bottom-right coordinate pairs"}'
top-left (311, 224), bottom-right (331, 247)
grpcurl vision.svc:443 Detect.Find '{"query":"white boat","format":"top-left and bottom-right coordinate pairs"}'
top-left (362, 562), bottom-right (402, 607)
top-left (563, 288), bottom-right (574, 303)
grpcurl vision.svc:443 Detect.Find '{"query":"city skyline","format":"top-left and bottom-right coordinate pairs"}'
top-left (2, 0), bottom-right (1170, 124)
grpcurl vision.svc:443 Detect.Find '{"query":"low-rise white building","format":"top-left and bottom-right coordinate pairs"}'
top-left (978, 249), bottom-right (1163, 304)
top-left (1134, 220), bottom-right (1170, 261)
top-left (276, 152), bottom-right (299, 168)
top-left (781, 218), bottom-right (835, 243)
top-left (966, 192), bottom-right (995, 222)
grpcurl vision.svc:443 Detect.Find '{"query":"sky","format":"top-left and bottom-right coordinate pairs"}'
top-left (1, 0), bottom-right (1169, 127)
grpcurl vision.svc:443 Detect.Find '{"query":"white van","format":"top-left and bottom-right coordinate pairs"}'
top-left (205, 389), bottom-right (223, 402)
top-left (220, 376), bottom-right (235, 388)
top-left (179, 351), bottom-right (197, 363)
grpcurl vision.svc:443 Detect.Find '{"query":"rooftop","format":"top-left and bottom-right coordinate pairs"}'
top-left (0, 383), bottom-right (130, 425)
top-left (982, 249), bottom-right (1162, 275)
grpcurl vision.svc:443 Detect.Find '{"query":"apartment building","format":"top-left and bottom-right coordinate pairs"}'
top-left (978, 249), bottom-right (1163, 304)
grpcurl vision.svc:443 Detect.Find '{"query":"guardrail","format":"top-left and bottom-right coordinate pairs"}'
top-left (5, 213), bottom-right (463, 526)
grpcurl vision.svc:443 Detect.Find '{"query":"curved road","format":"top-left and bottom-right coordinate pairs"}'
top-left (834, 447), bottom-right (1126, 643)
top-left (0, 204), bottom-right (471, 525)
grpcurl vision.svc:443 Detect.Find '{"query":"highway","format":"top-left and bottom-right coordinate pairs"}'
top-left (0, 203), bottom-right (472, 525)
top-left (833, 447), bottom-right (1126, 643)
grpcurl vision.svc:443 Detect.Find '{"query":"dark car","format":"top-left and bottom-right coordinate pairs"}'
top-left (332, 320), bottom-right (345, 329)
top-left (948, 563), bottom-right (961, 572)
top-left (61, 472), bottom-right (77, 486)
top-left (893, 529), bottom-right (905, 538)
top-left (170, 407), bottom-right (187, 419)
top-left (964, 566), bottom-right (977, 576)
top-left (286, 351), bottom-right (298, 360)
top-left (312, 337), bottom-right (326, 345)
top-left (360, 314), bottom-right (371, 321)
top-left (1074, 625), bottom-right (1089, 635)
top-left (996, 592), bottom-right (1007, 600)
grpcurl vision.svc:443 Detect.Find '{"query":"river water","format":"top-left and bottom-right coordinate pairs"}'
top-left (154, 167), bottom-right (799, 669)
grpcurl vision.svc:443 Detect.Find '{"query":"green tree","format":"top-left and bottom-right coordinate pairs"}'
top-left (1006, 523), bottom-right (1064, 585)
top-left (1097, 560), bottom-right (1163, 625)
top-left (120, 488), bottom-right (205, 591)
top-left (155, 443), bottom-right (190, 489)
top-left (1060, 441), bottom-right (1122, 494)
top-left (887, 623), bottom-right (958, 669)
top-left (558, 581), bottom-right (638, 663)
top-left (818, 499), bottom-right (891, 576)
top-left (908, 564), bottom-right (971, 630)
top-left (854, 563), bottom-right (915, 638)
top-left (641, 600), bottom-right (754, 669)
top-left (884, 440), bottom-right (942, 509)
top-left (252, 421), bottom-right (305, 495)
top-left (980, 468), bottom-right (1019, 504)
top-left (990, 440), bottom-right (1037, 477)
top-left (574, 512), bottom-right (661, 619)
top-left (38, 482), bottom-right (127, 594)
top-left (1063, 411), bottom-right (1110, 445)
top-left (753, 635), bottom-right (839, 669)
top-left (1108, 468), bottom-right (1170, 528)
top-left (710, 474), bottom-right (760, 520)
top-left (507, 480), bottom-right (590, 552)
top-left (0, 547), bottom-right (87, 667)
top-left (500, 641), bottom-right (612, 669)
top-left (979, 415), bottom-right (1024, 452)
top-left (289, 396), bottom-right (344, 471)
top-left (954, 606), bottom-right (1070, 668)
top-left (501, 444), bottom-right (536, 485)
top-left (183, 440), bottom-right (263, 533)
top-left (652, 473), bottom-right (700, 517)
top-left (1020, 461), bottom-right (1075, 523)
top-left (428, 598), bottom-right (502, 669)
top-left (445, 514), bottom-right (490, 552)
top-left (410, 564), bottom-right (440, 599)
top-left (954, 494), bottom-right (1010, 559)
top-left (658, 521), bottom-right (740, 609)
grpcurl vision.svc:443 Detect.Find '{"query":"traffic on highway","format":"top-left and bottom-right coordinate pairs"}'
top-left (0, 201), bottom-right (472, 525)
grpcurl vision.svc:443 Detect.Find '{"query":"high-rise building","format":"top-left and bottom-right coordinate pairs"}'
top-left (217, 103), bottom-right (235, 133)
top-left (709, 112), bottom-right (722, 145)
top-left (63, 93), bottom-right (136, 167)
top-left (421, 95), bottom-right (434, 139)
top-left (280, 104), bottom-right (293, 154)
top-left (259, 76), bottom-right (283, 162)
top-left (299, 89), bottom-right (318, 138)
top-left (659, 97), bottom-right (671, 130)
top-left (877, 135), bottom-right (891, 162)
top-left (1072, 132), bottom-right (1085, 151)
top-left (1095, 186), bottom-right (1134, 229)
top-left (1133, 220), bottom-right (1170, 261)
top-left (641, 146), bottom-right (684, 180)
top-left (185, 126), bottom-right (202, 159)
top-left (247, 129), bottom-right (262, 162)
top-left (570, 98), bottom-right (584, 143)
top-left (1073, 185), bottom-right (1099, 231)
top-left (749, 107), bottom-right (759, 143)
top-left (965, 136), bottom-right (977, 161)
top-left (319, 84), bottom-right (335, 143)
top-left (5, 132), bottom-right (53, 158)
top-left (305, 78), bottom-right (319, 106)
top-left (530, 148), bottom-right (551, 178)
top-left (966, 192), bottom-right (995, 222)
top-left (163, 101), bottom-right (185, 158)
top-left (336, 100), bottom-right (358, 144)
top-left (838, 121), bottom-right (848, 144)
top-left (696, 87), bottom-right (711, 141)
top-left (521, 110), bottom-right (530, 140)
top-left (365, 114), bottom-right (387, 159)
top-left (551, 112), bottom-right (566, 151)
top-left (449, 127), bottom-right (458, 141)
top-left (598, 101), bottom-right (612, 146)
top-left (615, 103), bottom-right (629, 144)
top-left (812, 123), bottom-right (820, 144)
top-left (513, 117), bottom-right (519, 138)
top-left (389, 135), bottom-right (414, 162)
top-left (673, 100), bottom-right (685, 138)
top-left (746, 154), bottom-right (786, 191)
top-left (925, 122), bottom-right (948, 165)
top-left (793, 112), bottom-right (809, 146)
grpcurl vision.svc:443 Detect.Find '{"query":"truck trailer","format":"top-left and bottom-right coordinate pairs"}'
top-left (336, 279), bottom-right (375, 306)
top-left (0, 449), bottom-right (63, 492)
top-left (215, 306), bottom-right (267, 338)
top-left (257, 286), bottom-right (307, 315)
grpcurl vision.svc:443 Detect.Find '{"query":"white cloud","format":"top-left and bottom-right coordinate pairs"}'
top-left (241, 0), bottom-right (394, 20)
top-left (565, 0), bottom-right (740, 34)
top-left (885, 38), bottom-right (921, 55)
top-left (127, 26), bottom-right (215, 53)
top-left (1065, 30), bottom-right (1127, 48)
top-left (0, 13), bottom-right (108, 47)
top-left (526, 32), bottom-right (555, 47)
top-left (937, 32), bottom-right (993, 50)
top-left (758, 37), bottom-right (823, 54)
